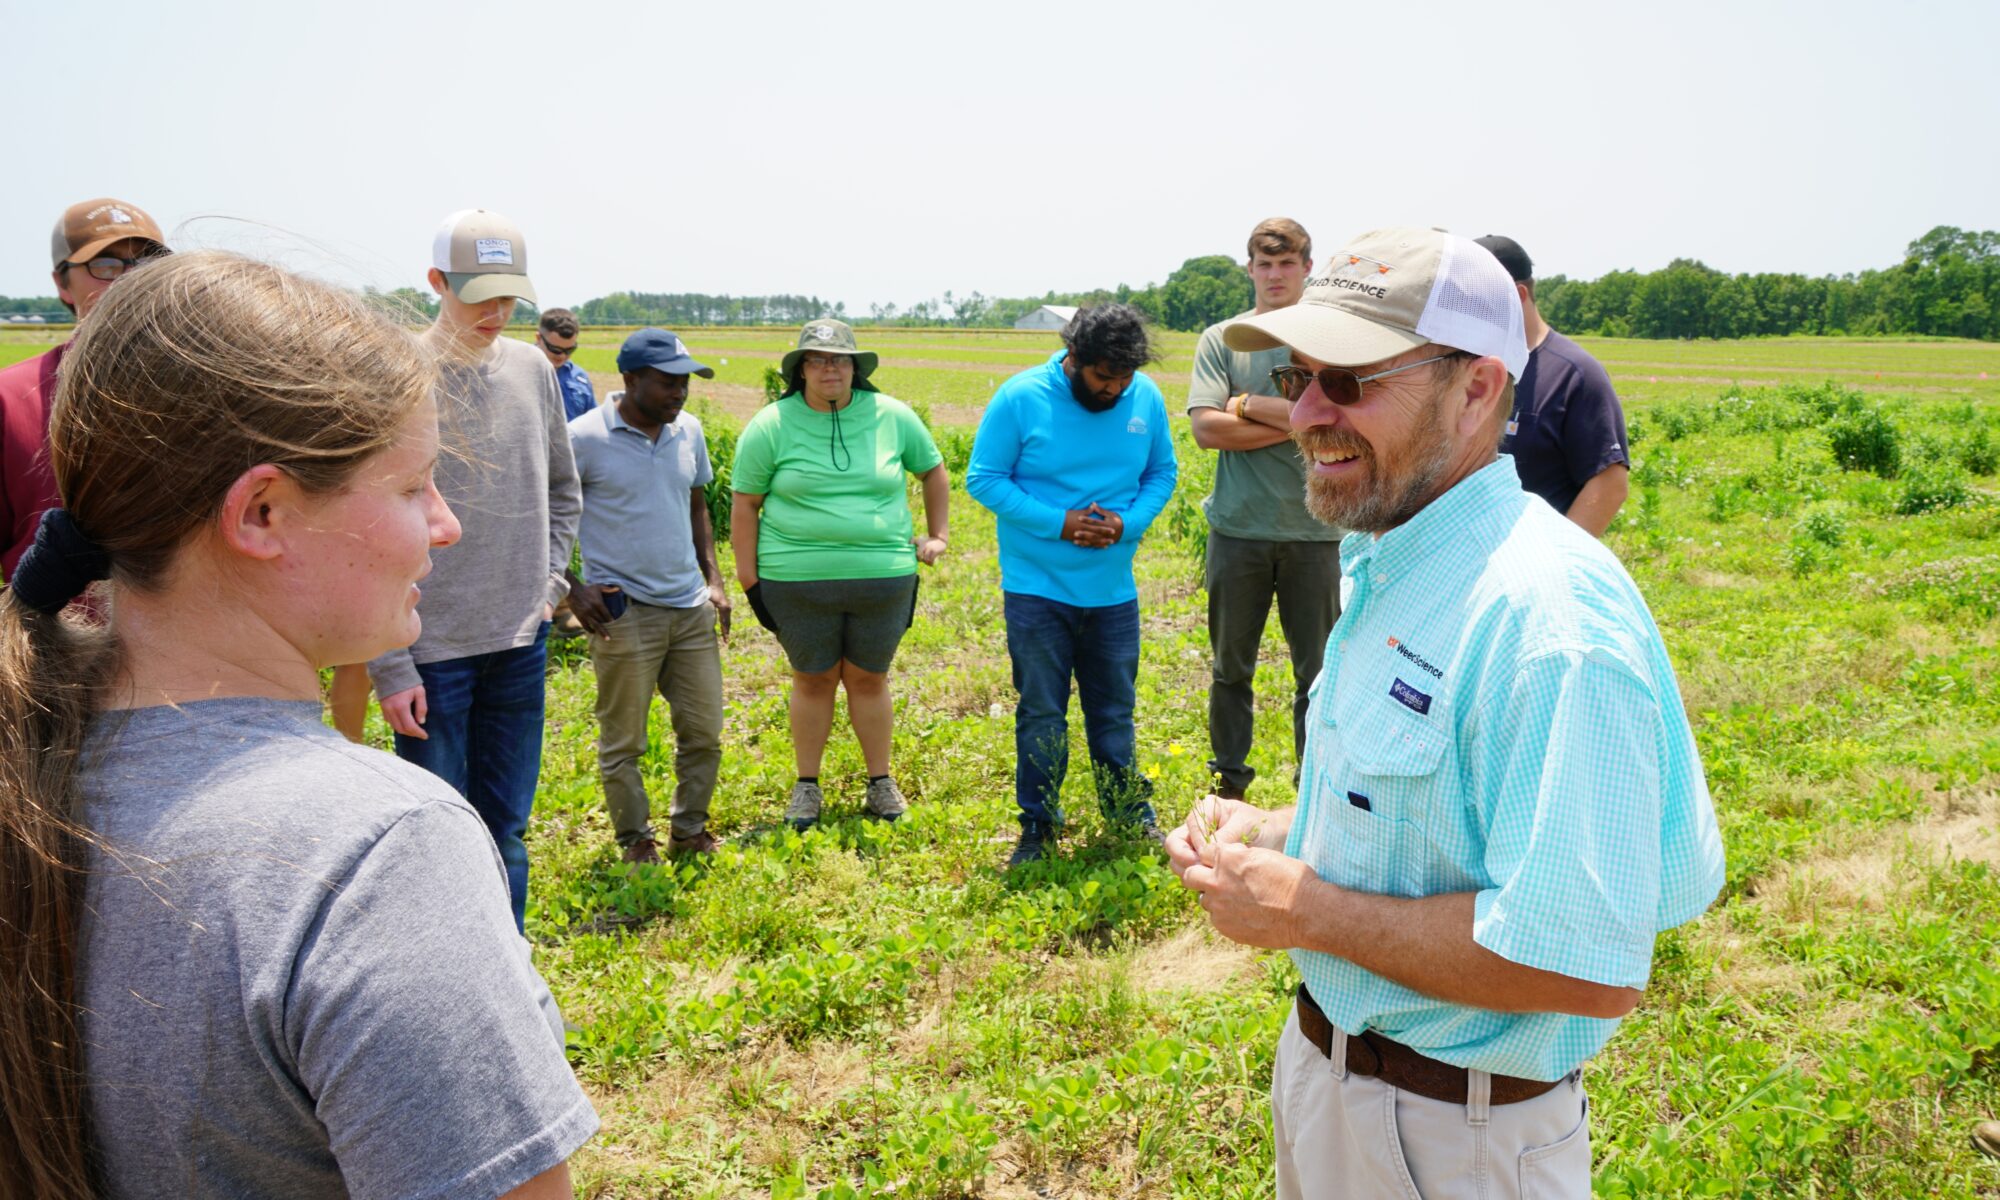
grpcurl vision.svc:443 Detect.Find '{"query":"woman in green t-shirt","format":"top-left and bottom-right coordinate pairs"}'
top-left (731, 320), bottom-right (949, 832)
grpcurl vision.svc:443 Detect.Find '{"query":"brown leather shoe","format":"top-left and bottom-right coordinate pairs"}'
top-left (668, 829), bottom-right (720, 857)
top-left (620, 838), bottom-right (660, 865)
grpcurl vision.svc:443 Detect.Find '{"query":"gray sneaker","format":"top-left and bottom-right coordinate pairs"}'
top-left (864, 777), bottom-right (907, 821)
top-left (785, 781), bottom-right (823, 831)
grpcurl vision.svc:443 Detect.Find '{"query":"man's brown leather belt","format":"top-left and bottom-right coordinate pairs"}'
top-left (1295, 986), bottom-right (1563, 1105)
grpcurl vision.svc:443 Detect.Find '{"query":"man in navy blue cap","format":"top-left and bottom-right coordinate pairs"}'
top-left (566, 329), bottom-right (731, 862)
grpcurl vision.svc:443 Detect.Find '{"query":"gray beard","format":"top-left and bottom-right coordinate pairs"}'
top-left (1302, 394), bottom-right (1455, 533)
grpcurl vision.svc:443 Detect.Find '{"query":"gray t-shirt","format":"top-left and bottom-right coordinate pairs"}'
top-left (368, 335), bottom-right (583, 697)
top-left (1187, 314), bottom-right (1343, 542)
top-left (75, 698), bottom-right (597, 1199)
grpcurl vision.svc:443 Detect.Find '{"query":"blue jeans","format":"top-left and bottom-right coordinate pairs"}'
top-left (393, 625), bottom-right (550, 932)
top-left (1004, 592), bottom-right (1154, 830)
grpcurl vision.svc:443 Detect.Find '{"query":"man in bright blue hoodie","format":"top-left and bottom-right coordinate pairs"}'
top-left (967, 305), bottom-right (1179, 866)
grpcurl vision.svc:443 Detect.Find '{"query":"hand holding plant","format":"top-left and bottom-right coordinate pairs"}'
top-left (1166, 794), bottom-right (1283, 882)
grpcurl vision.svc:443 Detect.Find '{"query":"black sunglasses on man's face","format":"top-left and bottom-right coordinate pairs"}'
top-left (538, 336), bottom-right (577, 358)
top-left (63, 250), bottom-right (171, 283)
top-left (1267, 353), bottom-right (1466, 406)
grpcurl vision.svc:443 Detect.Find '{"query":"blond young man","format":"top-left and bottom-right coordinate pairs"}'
top-left (1187, 218), bottom-right (1342, 801)
top-left (366, 209), bottom-right (582, 933)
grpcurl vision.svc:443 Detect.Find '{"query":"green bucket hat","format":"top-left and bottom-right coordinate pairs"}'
top-left (780, 319), bottom-right (879, 389)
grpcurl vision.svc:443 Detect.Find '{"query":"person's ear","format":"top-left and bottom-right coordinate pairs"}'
top-left (1456, 357), bottom-right (1510, 438)
top-left (216, 465), bottom-right (302, 562)
top-left (1301, 258), bottom-right (1313, 274)
top-left (53, 266), bottom-right (76, 310)
top-left (427, 267), bottom-right (450, 298)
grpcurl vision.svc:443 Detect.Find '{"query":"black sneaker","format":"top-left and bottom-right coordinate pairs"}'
top-left (1008, 822), bottom-right (1055, 868)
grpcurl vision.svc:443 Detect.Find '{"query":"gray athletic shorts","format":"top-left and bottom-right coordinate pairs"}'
top-left (756, 575), bottom-right (918, 674)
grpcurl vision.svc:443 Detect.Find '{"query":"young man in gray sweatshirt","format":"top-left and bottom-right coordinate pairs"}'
top-left (367, 209), bottom-right (582, 933)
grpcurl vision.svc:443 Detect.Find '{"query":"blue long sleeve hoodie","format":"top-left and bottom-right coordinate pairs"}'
top-left (966, 351), bottom-right (1178, 606)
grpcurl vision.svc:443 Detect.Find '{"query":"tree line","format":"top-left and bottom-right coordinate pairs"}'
top-left (1536, 226), bottom-right (1997, 341)
top-left (2, 228), bottom-right (1991, 338)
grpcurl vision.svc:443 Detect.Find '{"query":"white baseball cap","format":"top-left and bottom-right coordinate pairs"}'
top-left (1224, 226), bottom-right (1528, 381)
top-left (431, 209), bottom-right (537, 305)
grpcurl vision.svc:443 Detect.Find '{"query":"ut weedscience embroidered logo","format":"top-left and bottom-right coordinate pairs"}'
top-left (1333, 253), bottom-right (1393, 277)
top-left (1127, 416), bottom-right (1147, 434)
top-left (808, 324), bottom-right (840, 343)
top-left (1309, 252), bottom-right (1395, 299)
top-left (1387, 636), bottom-right (1444, 680)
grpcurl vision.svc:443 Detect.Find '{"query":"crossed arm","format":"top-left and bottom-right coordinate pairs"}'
top-left (1188, 393), bottom-right (1295, 451)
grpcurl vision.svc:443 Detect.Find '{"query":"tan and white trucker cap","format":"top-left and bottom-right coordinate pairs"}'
top-left (431, 209), bottom-right (537, 305)
top-left (1224, 226), bottom-right (1527, 380)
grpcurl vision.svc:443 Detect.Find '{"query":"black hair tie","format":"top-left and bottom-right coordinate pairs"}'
top-left (11, 508), bottom-right (111, 615)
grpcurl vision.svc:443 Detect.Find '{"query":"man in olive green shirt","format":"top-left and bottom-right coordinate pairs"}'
top-left (1187, 218), bottom-right (1344, 800)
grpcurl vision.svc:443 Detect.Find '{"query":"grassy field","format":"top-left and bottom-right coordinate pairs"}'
top-left (10, 325), bottom-right (2000, 1195)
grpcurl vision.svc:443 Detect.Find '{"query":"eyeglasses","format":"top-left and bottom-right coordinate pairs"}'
top-left (1267, 352), bottom-right (1466, 406)
top-left (802, 354), bottom-right (850, 370)
top-left (538, 337), bottom-right (577, 358)
top-left (62, 251), bottom-right (170, 282)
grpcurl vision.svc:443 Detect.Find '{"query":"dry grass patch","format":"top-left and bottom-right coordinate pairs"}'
top-left (1686, 568), bottom-right (1756, 590)
top-left (1127, 924), bottom-right (1261, 996)
top-left (1763, 786), bottom-right (1998, 928)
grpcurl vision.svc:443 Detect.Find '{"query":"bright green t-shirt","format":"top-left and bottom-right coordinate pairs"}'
top-left (731, 390), bottom-right (943, 581)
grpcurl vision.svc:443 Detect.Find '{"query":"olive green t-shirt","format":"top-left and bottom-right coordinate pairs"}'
top-left (732, 390), bottom-right (943, 580)
top-left (1187, 314), bottom-right (1343, 542)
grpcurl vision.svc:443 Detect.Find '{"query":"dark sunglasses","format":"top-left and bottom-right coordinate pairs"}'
top-left (1267, 352), bottom-right (1466, 405)
top-left (64, 250), bottom-right (170, 283)
top-left (538, 337), bottom-right (577, 358)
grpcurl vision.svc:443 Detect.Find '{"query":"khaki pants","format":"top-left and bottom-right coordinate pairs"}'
top-left (1272, 1011), bottom-right (1591, 1199)
top-left (589, 600), bottom-right (724, 844)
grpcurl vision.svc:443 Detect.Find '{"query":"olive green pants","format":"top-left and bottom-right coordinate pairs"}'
top-left (1205, 531), bottom-right (1341, 793)
top-left (589, 600), bottom-right (724, 844)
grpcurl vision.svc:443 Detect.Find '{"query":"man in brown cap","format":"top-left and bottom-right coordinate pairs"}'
top-left (1, 199), bottom-right (169, 577)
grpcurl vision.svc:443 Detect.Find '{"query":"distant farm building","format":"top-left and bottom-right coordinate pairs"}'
top-left (1013, 305), bottom-right (1078, 331)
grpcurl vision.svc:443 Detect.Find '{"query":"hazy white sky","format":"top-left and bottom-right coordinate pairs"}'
top-left (7, 0), bottom-right (1995, 313)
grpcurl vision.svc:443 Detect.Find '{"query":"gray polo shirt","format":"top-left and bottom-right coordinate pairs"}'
top-left (568, 399), bottom-right (714, 608)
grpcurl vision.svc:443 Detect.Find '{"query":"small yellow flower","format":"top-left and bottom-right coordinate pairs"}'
top-left (1144, 764), bottom-right (1162, 780)
top-left (1167, 741), bottom-right (1186, 757)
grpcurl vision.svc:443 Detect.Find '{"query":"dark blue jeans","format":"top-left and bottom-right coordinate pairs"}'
top-left (1004, 592), bottom-right (1154, 831)
top-left (393, 625), bottom-right (550, 933)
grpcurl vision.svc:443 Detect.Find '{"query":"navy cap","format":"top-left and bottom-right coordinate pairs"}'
top-left (616, 328), bottom-right (715, 379)
top-left (1474, 235), bottom-right (1534, 284)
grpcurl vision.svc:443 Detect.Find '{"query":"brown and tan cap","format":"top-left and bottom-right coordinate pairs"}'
top-left (51, 198), bottom-right (168, 268)
top-left (1223, 226), bottom-right (1528, 380)
top-left (431, 209), bottom-right (537, 305)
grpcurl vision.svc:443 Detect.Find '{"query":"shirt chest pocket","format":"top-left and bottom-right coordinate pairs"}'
top-left (1314, 693), bottom-right (1448, 897)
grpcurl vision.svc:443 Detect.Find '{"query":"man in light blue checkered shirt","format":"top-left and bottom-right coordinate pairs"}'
top-left (1168, 227), bottom-right (1724, 1199)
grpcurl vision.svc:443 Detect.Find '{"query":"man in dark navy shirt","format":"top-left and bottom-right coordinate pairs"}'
top-left (1476, 236), bottom-right (1630, 536)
